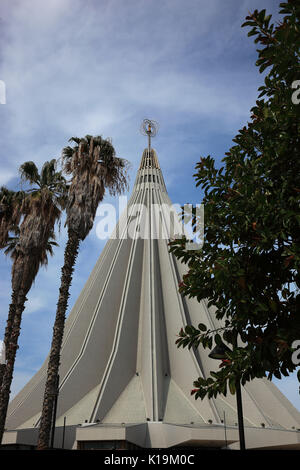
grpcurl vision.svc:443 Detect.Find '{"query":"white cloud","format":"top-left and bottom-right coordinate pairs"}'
top-left (23, 296), bottom-right (45, 315)
top-left (0, 169), bottom-right (15, 186)
top-left (0, 0), bottom-right (273, 185)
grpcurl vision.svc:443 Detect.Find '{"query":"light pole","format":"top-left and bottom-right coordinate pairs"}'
top-left (208, 341), bottom-right (246, 450)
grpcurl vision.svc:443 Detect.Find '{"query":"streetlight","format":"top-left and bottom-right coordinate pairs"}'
top-left (208, 341), bottom-right (246, 450)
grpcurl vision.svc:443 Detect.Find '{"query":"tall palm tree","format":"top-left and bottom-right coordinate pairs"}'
top-left (37, 135), bottom-right (129, 450)
top-left (0, 160), bottom-right (67, 443)
top-left (1, 228), bottom-right (59, 373)
top-left (0, 187), bottom-right (23, 388)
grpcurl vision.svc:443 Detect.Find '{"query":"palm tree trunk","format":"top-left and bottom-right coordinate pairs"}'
top-left (0, 366), bottom-right (5, 392)
top-left (37, 230), bottom-right (80, 450)
top-left (0, 290), bottom-right (27, 443)
top-left (0, 293), bottom-right (18, 389)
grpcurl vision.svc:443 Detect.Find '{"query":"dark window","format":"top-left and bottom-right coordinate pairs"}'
top-left (78, 440), bottom-right (141, 450)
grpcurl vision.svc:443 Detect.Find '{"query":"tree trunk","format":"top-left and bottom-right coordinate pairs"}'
top-left (0, 293), bottom-right (18, 389)
top-left (37, 230), bottom-right (80, 450)
top-left (0, 366), bottom-right (5, 395)
top-left (0, 290), bottom-right (27, 444)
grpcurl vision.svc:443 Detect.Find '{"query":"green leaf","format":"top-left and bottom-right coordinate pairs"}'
top-left (210, 371), bottom-right (219, 379)
top-left (229, 376), bottom-right (236, 395)
top-left (214, 334), bottom-right (222, 346)
top-left (198, 323), bottom-right (207, 332)
top-left (269, 300), bottom-right (278, 313)
top-left (242, 21), bottom-right (256, 27)
top-left (248, 29), bottom-right (259, 37)
top-left (273, 370), bottom-right (281, 380)
top-left (185, 325), bottom-right (194, 335)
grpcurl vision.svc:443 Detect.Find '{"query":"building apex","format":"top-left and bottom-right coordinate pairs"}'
top-left (139, 148), bottom-right (160, 170)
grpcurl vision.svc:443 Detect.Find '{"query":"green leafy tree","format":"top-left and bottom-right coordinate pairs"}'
top-left (169, 1), bottom-right (300, 401)
top-left (0, 160), bottom-right (67, 444)
top-left (37, 135), bottom-right (129, 450)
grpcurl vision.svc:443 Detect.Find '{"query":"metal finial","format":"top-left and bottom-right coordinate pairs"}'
top-left (140, 119), bottom-right (159, 137)
top-left (140, 119), bottom-right (159, 156)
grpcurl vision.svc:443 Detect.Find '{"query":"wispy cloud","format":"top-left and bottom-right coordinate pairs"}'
top-left (0, 0), bottom-right (279, 182)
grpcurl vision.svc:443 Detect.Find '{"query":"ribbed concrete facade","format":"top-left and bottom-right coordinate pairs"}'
top-left (4, 148), bottom-right (300, 449)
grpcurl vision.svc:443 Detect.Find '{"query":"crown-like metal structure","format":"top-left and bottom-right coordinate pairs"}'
top-left (140, 119), bottom-right (159, 157)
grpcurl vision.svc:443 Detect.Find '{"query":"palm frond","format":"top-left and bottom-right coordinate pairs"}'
top-left (40, 159), bottom-right (57, 186)
top-left (3, 235), bottom-right (18, 256)
top-left (68, 137), bottom-right (81, 145)
top-left (19, 161), bottom-right (40, 185)
top-left (62, 146), bottom-right (75, 160)
top-left (0, 188), bottom-right (24, 249)
top-left (63, 134), bottom-right (130, 239)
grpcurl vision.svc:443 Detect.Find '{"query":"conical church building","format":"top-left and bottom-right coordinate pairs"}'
top-left (3, 137), bottom-right (300, 450)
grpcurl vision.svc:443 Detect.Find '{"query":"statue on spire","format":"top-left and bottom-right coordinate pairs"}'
top-left (140, 119), bottom-right (159, 157)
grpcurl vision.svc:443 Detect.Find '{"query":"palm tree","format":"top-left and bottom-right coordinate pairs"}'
top-left (0, 160), bottom-right (67, 443)
top-left (37, 135), bottom-right (129, 450)
top-left (0, 188), bottom-right (25, 389)
top-left (0, 187), bottom-right (22, 388)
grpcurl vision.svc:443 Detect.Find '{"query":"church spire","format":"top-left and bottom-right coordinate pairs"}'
top-left (135, 119), bottom-right (166, 191)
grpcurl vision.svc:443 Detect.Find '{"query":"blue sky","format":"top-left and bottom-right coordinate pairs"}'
top-left (0, 0), bottom-right (299, 412)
